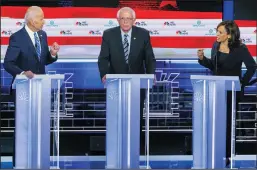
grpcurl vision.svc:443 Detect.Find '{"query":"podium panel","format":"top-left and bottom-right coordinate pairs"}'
top-left (105, 74), bottom-right (154, 169)
top-left (12, 75), bottom-right (64, 169)
top-left (190, 75), bottom-right (240, 169)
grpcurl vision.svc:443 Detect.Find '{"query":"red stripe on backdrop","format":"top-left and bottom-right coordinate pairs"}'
top-left (235, 20), bottom-right (257, 27)
top-left (247, 46), bottom-right (257, 57)
top-left (2, 36), bottom-right (216, 47)
top-left (150, 37), bottom-right (217, 48)
top-left (1, 6), bottom-right (222, 19)
top-left (1, 36), bottom-right (256, 56)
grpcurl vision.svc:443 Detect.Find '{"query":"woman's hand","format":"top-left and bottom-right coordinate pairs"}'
top-left (197, 49), bottom-right (204, 60)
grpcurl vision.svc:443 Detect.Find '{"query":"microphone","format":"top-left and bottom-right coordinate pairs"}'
top-left (215, 52), bottom-right (218, 75)
top-left (128, 62), bottom-right (132, 74)
top-left (213, 42), bottom-right (219, 75)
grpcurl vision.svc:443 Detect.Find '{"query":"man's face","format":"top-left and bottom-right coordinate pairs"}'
top-left (117, 10), bottom-right (135, 32)
top-left (31, 10), bottom-right (45, 31)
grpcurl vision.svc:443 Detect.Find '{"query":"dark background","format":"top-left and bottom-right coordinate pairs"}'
top-left (234, 0), bottom-right (257, 20)
top-left (2, 0), bottom-right (256, 18)
top-left (1, 0), bottom-right (223, 12)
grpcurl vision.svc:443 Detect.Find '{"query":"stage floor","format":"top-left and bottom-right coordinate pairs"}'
top-left (1, 155), bottom-right (257, 169)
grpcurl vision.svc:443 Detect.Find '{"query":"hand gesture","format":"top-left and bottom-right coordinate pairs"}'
top-left (50, 42), bottom-right (60, 56)
top-left (197, 49), bottom-right (204, 60)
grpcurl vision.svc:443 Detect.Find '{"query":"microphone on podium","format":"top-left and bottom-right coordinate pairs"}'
top-left (213, 42), bottom-right (219, 75)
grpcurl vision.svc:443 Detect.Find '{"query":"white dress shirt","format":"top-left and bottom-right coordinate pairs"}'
top-left (25, 25), bottom-right (56, 58)
top-left (21, 25), bottom-right (56, 75)
top-left (25, 25), bottom-right (41, 50)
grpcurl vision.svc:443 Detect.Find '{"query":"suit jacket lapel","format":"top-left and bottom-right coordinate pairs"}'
top-left (22, 27), bottom-right (40, 63)
top-left (128, 26), bottom-right (137, 63)
top-left (116, 27), bottom-right (126, 62)
top-left (38, 31), bottom-right (45, 60)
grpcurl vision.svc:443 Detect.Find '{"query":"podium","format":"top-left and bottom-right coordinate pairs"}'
top-left (190, 75), bottom-right (241, 169)
top-left (105, 74), bottom-right (154, 169)
top-left (12, 74), bottom-right (64, 169)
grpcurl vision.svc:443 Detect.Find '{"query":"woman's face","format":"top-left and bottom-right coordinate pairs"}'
top-left (216, 25), bottom-right (231, 43)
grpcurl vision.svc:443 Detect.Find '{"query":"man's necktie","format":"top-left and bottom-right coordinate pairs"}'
top-left (123, 34), bottom-right (129, 63)
top-left (34, 32), bottom-right (41, 60)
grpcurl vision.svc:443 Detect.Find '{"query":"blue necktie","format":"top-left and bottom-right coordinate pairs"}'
top-left (34, 32), bottom-right (41, 60)
top-left (123, 34), bottom-right (129, 63)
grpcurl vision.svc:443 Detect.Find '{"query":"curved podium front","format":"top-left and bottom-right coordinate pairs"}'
top-left (105, 74), bottom-right (154, 169)
top-left (190, 75), bottom-right (241, 169)
top-left (12, 74), bottom-right (64, 169)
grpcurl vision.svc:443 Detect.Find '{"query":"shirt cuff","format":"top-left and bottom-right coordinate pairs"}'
top-left (20, 71), bottom-right (24, 75)
top-left (51, 54), bottom-right (56, 58)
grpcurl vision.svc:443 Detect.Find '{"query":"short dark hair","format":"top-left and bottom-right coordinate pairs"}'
top-left (217, 20), bottom-right (241, 49)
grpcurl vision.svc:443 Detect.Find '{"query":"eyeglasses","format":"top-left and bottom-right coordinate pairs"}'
top-left (118, 18), bottom-right (134, 22)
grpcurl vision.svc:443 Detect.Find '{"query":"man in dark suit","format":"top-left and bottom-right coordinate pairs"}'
top-left (4, 6), bottom-right (59, 80)
top-left (98, 7), bottom-right (156, 154)
top-left (3, 6), bottom-right (60, 167)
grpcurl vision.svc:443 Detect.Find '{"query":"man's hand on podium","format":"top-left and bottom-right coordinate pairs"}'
top-left (101, 74), bottom-right (156, 85)
top-left (102, 75), bottom-right (106, 83)
top-left (22, 70), bottom-right (34, 79)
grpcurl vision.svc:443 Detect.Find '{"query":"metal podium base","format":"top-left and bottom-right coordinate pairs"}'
top-left (50, 166), bottom-right (60, 169)
top-left (191, 167), bottom-right (237, 169)
top-left (140, 165), bottom-right (151, 169)
top-left (191, 167), bottom-right (203, 169)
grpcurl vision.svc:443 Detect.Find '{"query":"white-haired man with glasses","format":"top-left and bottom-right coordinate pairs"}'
top-left (98, 7), bottom-right (156, 154)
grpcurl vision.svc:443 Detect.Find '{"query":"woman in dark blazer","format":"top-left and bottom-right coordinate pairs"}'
top-left (197, 20), bottom-right (256, 166)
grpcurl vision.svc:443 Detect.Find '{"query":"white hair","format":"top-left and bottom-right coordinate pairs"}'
top-left (24, 6), bottom-right (42, 24)
top-left (117, 7), bottom-right (136, 19)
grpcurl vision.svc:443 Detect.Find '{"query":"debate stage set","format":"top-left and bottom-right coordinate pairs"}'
top-left (0, 0), bottom-right (256, 169)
